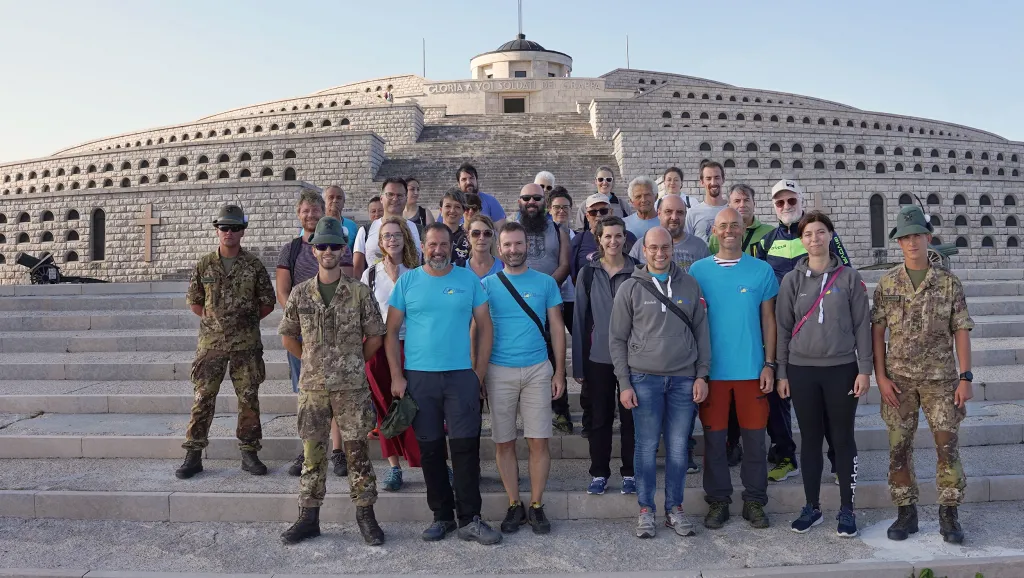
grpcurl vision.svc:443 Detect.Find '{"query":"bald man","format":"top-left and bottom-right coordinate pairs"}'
top-left (688, 208), bottom-right (779, 531)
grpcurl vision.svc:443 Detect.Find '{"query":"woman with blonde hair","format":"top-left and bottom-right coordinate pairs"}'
top-left (361, 215), bottom-right (421, 491)
top-left (462, 213), bottom-right (503, 279)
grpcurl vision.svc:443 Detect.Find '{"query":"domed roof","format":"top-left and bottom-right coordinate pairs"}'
top-left (496, 34), bottom-right (546, 52)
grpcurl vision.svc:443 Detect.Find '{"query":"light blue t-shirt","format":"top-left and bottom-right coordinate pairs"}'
top-left (340, 217), bottom-right (358, 250)
top-left (461, 258), bottom-right (504, 279)
top-left (482, 269), bottom-right (562, 367)
top-left (388, 266), bottom-right (487, 372)
top-left (689, 254), bottom-right (779, 380)
top-left (622, 213), bottom-right (660, 240)
top-left (479, 192), bottom-right (507, 223)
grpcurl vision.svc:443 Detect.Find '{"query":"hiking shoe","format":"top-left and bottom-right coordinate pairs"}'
top-left (587, 477), bottom-right (607, 495)
top-left (636, 508), bottom-right (656, 538)
top-left (621, 476), bottom-right (637, 495)
top-left (886, 504), bottom-right (919, 541)
top-left (421, 520), bottom-right (457, 542)
top-left (287, 452), bottom-right (303, 477)
top-left (686, 455), bottom-right (700, 474)
top-left (281, 506), bottom-right (320, 544)
top-left (458, 516), bottom-right (502, 545)
top-left (742, 501), bottom-right (769, 529)
top-left (580, 427), bottom-right (590, 439)
top-left (527, 504), bottom-right (551, 534)
top-left (240, 450), bottom-right (268, 476)
top-left (836, 506), bottom-right (858, 538)
top-left (790, 504), bottom-right (823, 533)
top-left (356, 505), bottom-right (385, 545)
top-left (500, 502), bottom-right (527, 533)
top-left (767, 458), bottom-right (799, 482)
top-left (666, 506), bottom-right (695, 537)
top-left (726, 442), bottom-right (743, 467)
top-left (331, 450), bottom-right (348, 477)
top-left (174, 450), bottom-right (203, 479)
top-left (939, 505), bottom-right (964, 544)
top-left (553, 412), bottom-right (573, 435)
top-left (704, 501), bottom-right (730, 529)
top-left (382, 466), bottom-right (403, 492)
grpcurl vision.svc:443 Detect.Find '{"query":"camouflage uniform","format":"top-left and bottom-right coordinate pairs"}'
top-left (871, 265), bottom-right (974, 506)
top-left (183, 248), bottom-right (276, 451)
top-left (279, 276), bottom-right (386, 508)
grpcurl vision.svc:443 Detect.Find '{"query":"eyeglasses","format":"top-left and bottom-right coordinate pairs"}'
top-left (216, 225), bottom-right (245, 233)
top-left (470, 229), bottom-right (494, 238)
top-left (383, 192), bottom-right (405, 200)
top-left (597, 177), bottom-right (613, 183)
top-left (315, 243), bottom-right (344, 252)
top-left (380, 233), bottom-right (404, 242)
top-left (520, 195), bottom-right (543, 202)
top-left (587, 208), bottom-right (610, 216)
top-left (550, 204), bottom-right (571, 213)
top-left (774, 198), bottom-right (799, 208)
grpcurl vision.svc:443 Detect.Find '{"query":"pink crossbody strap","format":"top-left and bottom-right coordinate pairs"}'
top-left (791, 266), bottom-right (845, 337)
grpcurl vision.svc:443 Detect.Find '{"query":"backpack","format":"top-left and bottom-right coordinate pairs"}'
top-left (285, 236), bottom-right (305, 282)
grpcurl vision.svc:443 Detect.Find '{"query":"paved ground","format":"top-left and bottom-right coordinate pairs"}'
top-left (1, 503), bottom-right (1022, 575)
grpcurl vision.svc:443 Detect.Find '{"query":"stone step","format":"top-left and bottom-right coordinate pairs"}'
top-left (0, 282), bottom-right (189, 297)
top-left (0, 351), bottom-right (289, 381)
top-left (0, 310), bottom-right (284, 332)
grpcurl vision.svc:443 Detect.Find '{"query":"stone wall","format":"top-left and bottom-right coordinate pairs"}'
top-left (601, 69), bottom-right (730, 90)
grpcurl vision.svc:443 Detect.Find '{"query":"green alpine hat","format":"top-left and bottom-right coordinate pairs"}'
top-left (308, 216), bottom-right (349, 245)
top-left (213, 204), bottom-right (247, 227)
top-left (889, 204), bottom-right (933, 240)
top-left (380, 394), bottom-right (419, 439)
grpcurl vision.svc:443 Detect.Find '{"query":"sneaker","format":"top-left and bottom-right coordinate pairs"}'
top-left (621, 476), bottom-right (637, 495)
top-left (741, 501), bottom-right (769, 529)
top-left (527, 503), bottom-right (551, 534)
top-left (587, 477), bottom-right (607, 495)
top-left (500, 502), bottom-right (527, 534)
top-left (458, 516), bottom-right (502, 545)
top-left (580, 427), bottom-right (590, 439)
top-left (686, 455), bottom-right (700, 474)
top-left (636, 508), bottom-right (656, 539)
top-left (666, 506), bottom-right (695, 537)
top-left (330, 450), bottom-right (348, 477)
top-left (552, 413), bottom-right (573, 435)
top-left (287, 452), bottom-right (303, 477)
top-left (790, 504), bottom-right (823, 533)
top-left (382, 466), bottom-right (403, 492)
top-left (767, 458), bottom-right (799, 482)
top-left (726, 442), bottom-right (743, 467)
top-left (704, 501), bottom-right (729, 529)
top-left (836, 506), bottom-right (858, 538)
top-left (421, 520), bottom-right (457, 542)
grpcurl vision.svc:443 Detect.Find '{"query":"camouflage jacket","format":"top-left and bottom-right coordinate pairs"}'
top-left (871, 265), bottom-right (974, 381)
top-left (186, 248), bottom-right (275, 351)
top-left (278, 276), bottom-right (386, 391)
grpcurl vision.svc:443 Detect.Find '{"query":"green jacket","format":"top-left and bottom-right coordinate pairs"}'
top-left (708, 217), bottom-right (774, 256)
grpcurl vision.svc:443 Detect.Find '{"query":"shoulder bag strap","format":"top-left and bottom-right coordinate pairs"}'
top-left (635, 278), bottom-right (695, 336)
top-left (792, 266), bottom-right (845, 337)
top-left (496, 271), bottom-right (555, 367)
top-left (367, 265), bottom-right (381, 316)
top-left (287, 236), bottom-right (304, 281)
top-left (740, 227), bottom-right (757, 252)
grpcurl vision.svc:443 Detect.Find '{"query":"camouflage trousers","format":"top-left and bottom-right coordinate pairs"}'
top-left (297, 388), bottom-right (378, 508)
top-left (183, 348), bottom-right (266, 452)
top-left (880, 376), bottom-right (967, 507)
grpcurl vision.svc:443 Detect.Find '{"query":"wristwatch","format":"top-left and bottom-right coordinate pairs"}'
top-left (698, 375), bottom-right (710, 384)
top-left (959, 371), bottom-right (973, 383)
top-left (764, 361), bottom-right (778, 371)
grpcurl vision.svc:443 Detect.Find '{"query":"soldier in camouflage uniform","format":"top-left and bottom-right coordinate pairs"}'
top-left (871, 204), bottom-right (974, 545)
top-left (176, 204), bottom-right (277, 479)
top-left (278, 216), bottom-right (388, 546)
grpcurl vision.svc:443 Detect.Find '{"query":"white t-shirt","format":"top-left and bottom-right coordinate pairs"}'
top-left (360, 262), bottom-right (410, 340)
top-left (353, 218), bottom-right (422, 266)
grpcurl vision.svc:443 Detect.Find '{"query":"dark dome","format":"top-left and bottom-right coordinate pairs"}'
top-left (496, 34), bottom-right (546, 52)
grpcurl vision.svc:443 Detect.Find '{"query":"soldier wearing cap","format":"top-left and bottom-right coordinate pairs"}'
top-left (871, 204), bottom-right (974, 545)
top-left (176, 204), bottom-right (276, 479)
top-left (278, 216), bottom-right (388, 546)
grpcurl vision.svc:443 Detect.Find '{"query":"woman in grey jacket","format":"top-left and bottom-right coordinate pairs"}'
top-left (572, 216), bottom-right (637, 496)
top-left (776, 211), bottom-right (872, 538)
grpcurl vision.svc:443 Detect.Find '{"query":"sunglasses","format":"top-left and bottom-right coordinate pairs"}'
top-left (470, 229), bottom-right (494, 238)
top-left (315, 243), bottom-right (345, 252)
top-left (774, 198), bottom-right (799, 208)
top-left (597, 177), bottom-right (614, 183)
top-left (216, 225), bottom-right (245, 233)
top-left (466, 205), bottom-right (481, 211)
top-left (520, 195), bottom-right (543, 202)
top-left (539, 185), bottom-right (553, 191)
top-left (587, 208), bottom-right (610, 216)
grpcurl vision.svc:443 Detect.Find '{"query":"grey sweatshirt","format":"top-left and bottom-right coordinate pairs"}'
top-left (775, 255), bottom-right (873, 379)
top-left (608, 262), bottom-right (712, 390)
top-left (571, 257), bottom-right (637, 379)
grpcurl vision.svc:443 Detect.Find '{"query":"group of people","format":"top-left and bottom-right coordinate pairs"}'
top-left (176, 159), bottom-right (975, 548)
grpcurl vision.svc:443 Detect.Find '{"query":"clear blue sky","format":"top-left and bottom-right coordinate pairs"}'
top-left (1, 0), bottom-right (1021, 163)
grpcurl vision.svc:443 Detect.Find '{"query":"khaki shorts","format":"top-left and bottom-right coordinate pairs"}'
top-left (485, 361), bottom-right (554, 443)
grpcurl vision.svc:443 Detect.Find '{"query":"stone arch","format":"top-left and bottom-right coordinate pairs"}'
top-left (239, 169), bottom-right (251, 178)
top-left (770, 143), bottom-right (781, 152)
top-left (303, 121), bottom-right (314, 128)
top-left (802, 117), bottom-right (810, 124)
top-left (718, 113), bottom-right (727, 120)
top-left (262, 151), bottom-right (274, 160)
top-left (736, 113), bottom-right (745, 121)
top-left (15, 232), bottom-right (29, 244)
top-left (699, 142), bottom-right (712, 152)
top-left (662, 111), bottom-right (671, 118)
top-left (770, 159), bottom-right (782, 169)
top-left (753, 114), bottom-right (762, 121)
top-left (813, 144), bottom-right (825, 153)
top-left (930, 149), bottom-right (939, 157)
top-left (793, 160), bottom-right (804, 169)
top-left (672, 92), bottom-right (680, 98)
top-left (1007, 216), bottom-right (1018, 226)
top-left (875, 146), bottom-right (885, 155)
top-left (855, 145), bottom-right (865, 154)
top-left (931, 165), bottom-right (940, 173)
top-left (770, 115), bottom-right (779, 122)
top-left (856, 162), bottom-right (866, 170)
top-left (87, 180), bottom-right (96, 188)
top-left (321, 119), bottom-right (332, 127)
top-left (954, 194), bottom-right (967, 206)
top-left (876, 163), bottom-right (886, 174)
top-left (836, 161), bottom-right (846, 170)
top-left (982, 236), bottom-right (994, 248)
top-left (981, 215), bottom-right (993, 226)
top-left (998, 168), bottom-right (1006, 176)
top-left (746, 142), bottom-right (758, 152)
top-left (253, 125), bottom-right (262, 132)
top-left (120, 178), bottom-right (130, 187)
top-left (913, 164), bottom-right (922, 172)
top-left (701, 93), bottom-right (709, 99)
top-left (898, 194), bottom-right (913, 205)
top-left (998, 153), bottom-right (1005, 161)
top-left (285, 150), bottom-right (297, 159)
top-left (747, 159), bottom-right (759, 168)
top-left (120, 161), bottom-right (131, 170)
top-left (240, 152), bottom-right (252, 161)
top-left (90, 209), bottom-right (105, 261)
top-left (980, 194), bottom-right (992, 206)
top-left (895, 163), bottom-right (904, 172)
top-left (860, 121), bottom-right (867, 128)
top-left (835, 145), bottom-right (845, 154)
top-left (723, 142), bottom-right (735, 152)
top-left (284, 167), bottom-right (297, 180)
top-left (955, 236), bottom-right (968, 248)
top-left (930, 215), bottom-right (942, 227)
top-left (814, 160), bottom-right (825, 169)
top-left (699, 112), bottom-right (709, 120)
top-left (218, 153), bottom-right (229, 162)
top-left (792, 143), bottom-right (803, 153)
top-left (724, 159), bottom-right (736, 168)
top-left (927, 194), bottom-right (940, 205)
top-left (65, 251), bottom-right (79, 262)
top-left (818, 118), bottom-right (826, 125)
top-left (41, 231), bottom-right (54, 242)
top-left (982, 168), bottom-right (990, 175)
top-left (786, 116), bottom-right (795, 123)
top-left (1005, 195), bottom-right (1017, 206)
top-left (344, 99), bottom-right (352, 105)
top-left (139, 176), bottom-right (149, 184)
top-left (948, 150), bottom-right (957, 158)
top-left (40, 210), bottom-right (54, 222)
top-left (869, 194), bottom-right (885, 247)
top-left (196, 171), bottom-right (208, 180)
top-left (874, 122), bottom-right (880, 129)
top-left (681, 112), bottom-right (691, 119)
top-left (208, 130), bottom-right (217, 137)
top-left (287, 122), bottom-right (296, 129)
top-left (218, 170), bottom-right (229, 179)
top-left (949, 166), bottom-right (957, 174)
top-left (157, 174), bottom-right (168, 183)
top-left (198, 156), bottom-right (209, 164)
top-left (894, 147), bottom-right (904, 156)
top-left (1009, 236), bottom-right (1020, 248)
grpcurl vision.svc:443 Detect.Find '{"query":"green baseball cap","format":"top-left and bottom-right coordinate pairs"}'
top-left (889, 205), bottom-right (933, 240)
top-left (213, 204), bottom-right (247, 226)
top-left (308, 216), bottom-right (349, 245)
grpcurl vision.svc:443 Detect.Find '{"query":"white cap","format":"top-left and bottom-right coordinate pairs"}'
top-left (585, 193), bottom-right (611, 208)
top-left (771, 178), bottom-right (804, 198)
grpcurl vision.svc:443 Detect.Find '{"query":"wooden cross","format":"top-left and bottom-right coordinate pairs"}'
top-left (135, 204), bottom-right (161, 262)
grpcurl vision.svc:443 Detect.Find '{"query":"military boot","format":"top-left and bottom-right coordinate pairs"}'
top-left (939, 505), bottom-right (964, 544)
top-left (886, 504), bottom-right (919, 541)
top-left (174, 450), bottom-right (203, 479)
top-left (281, 507), bottom-right (320, 544)
top-left (356, 506), bottom-right (385, 545)
top-left (240, 450), bottom-right (268, 476)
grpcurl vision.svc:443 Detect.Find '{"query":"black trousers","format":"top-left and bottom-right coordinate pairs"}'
top-left (788, 362), bottom-right (860, 509)
top-left (551, 302), bottom-right (575, 418)
top-left (584, 359), bottom-right (634, 479)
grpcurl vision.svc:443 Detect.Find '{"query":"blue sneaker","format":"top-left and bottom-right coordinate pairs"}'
top-left (621, 476), bottom-right (637, 495)
top-left (382, 466), bottom-right (403, 492)
top-left (421, 520), bottom-right (457, 541)
top-left (790, 504), bottom-right (823, 533)
top-left (587, 477), bottom-right (607, 495)
top-left (836, 506), bottom-right (858, 537)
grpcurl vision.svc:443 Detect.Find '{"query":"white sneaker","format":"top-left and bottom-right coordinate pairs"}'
top-left (636, 508), bottom-right (656, 538)
top-left (666, 506), bottom-right (696, 537)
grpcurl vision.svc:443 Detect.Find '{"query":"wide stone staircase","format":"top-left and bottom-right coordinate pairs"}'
top-left (1, 269), bottom-right (1023, 531)
top-left (371, 112), bottom-right (619, 212)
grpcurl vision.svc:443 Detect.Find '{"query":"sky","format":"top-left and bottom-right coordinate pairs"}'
top-left (1, 0), bottom-right (1022, 163)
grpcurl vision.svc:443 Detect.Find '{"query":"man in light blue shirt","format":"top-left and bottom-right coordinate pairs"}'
top-left (456, 162), bottom-right (506, 228)
top-left (386, 222), bottom-right (501, 545)
top-left (481, 222), bottom-right (566, 536)
top-left (622, 176), bottom-right (660, 239)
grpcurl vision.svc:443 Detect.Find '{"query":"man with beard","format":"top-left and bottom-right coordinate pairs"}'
top-left (756, 178), bottom-right (852, 483)
top-left (574, 166), bottom-right (633, 231)
top-left (483, 222), bottom-right (566, 535)
top-left (353, 178), bottom-right (423, 278)
top-left (684, 161), bottom-right (729, 242)
top-left (622, 177), bottom-right (660, 239)
top-left (457, 163), bottom-right (506, 229)
top-left (386, 222), bottom-right (502, 545)
top-left (323, 185), bottom-right (357, 277)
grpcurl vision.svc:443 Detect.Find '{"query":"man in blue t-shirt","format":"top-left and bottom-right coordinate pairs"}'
top-left (689, 208), bottom-right (779, 532)
top-left (456, 162), bottom-right (507, 229)
top-left (386, 222), bottom-right (502, 546)
top-left (481, 222), bottom-right (566, 536)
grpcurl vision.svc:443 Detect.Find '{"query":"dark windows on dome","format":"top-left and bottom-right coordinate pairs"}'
top-left (954, 194), bottom-right (967, 206)
top-left (854, 145), bottom-right (865, 154)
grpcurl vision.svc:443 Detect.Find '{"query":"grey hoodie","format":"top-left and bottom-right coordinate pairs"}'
top-left (775, 255), bottom-right (872, 379)
top-left (608, 262), bottom-right (712, 390)
top-left (571, 257), bottom-right (637, 379)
